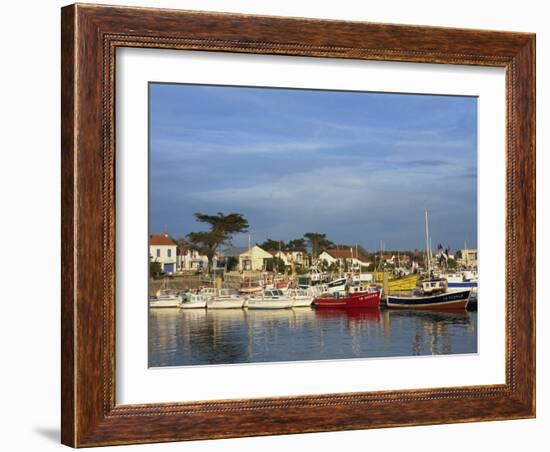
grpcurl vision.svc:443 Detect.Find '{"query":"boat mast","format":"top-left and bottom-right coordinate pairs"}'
top-left (355, 243), bottom-right (359, 278)
top-left (425, 208), bottom-right (431, 274)
top-left (248, 234), bottom-right (252, 288)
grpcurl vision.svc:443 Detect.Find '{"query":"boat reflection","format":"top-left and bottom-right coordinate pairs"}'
top-left (314, 307), bottom-right (381, 322)
top-left (148, 305), bottom-right (477, 366)
top-left (387, 308), bottom-right (471, 325)
top-left (384, 309), bottom-right (473, 356)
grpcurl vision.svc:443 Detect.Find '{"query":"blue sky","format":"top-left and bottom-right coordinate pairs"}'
top-left (149, 83), bottom-right (477, 252)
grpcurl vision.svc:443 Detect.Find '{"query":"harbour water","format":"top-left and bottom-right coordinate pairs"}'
top-left (148, 307), bottom-right (477, 367)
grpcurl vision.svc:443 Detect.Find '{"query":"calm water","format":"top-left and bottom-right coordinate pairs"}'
top-left (148, 307), bottom-right (477, 367)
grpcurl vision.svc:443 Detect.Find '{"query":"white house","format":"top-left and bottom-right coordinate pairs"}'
top-left (149, 233), bottom-right (177, 274)
top-left (177, 247), bottom-right (209, 272)
top-left (318, 248), bottom-right (369, 270)
top-left (270, 250), bottom-right (308, 270)
top-left (239, 246), bottom-right (273, 271)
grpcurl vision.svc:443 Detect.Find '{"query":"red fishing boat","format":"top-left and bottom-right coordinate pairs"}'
top-left (313, 289), bottom-right (381, 309)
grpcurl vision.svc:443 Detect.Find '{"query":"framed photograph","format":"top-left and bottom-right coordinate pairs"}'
top-left (61, 3), bottom-right (535, 447)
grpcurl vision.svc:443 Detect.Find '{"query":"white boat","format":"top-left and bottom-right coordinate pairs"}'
top-left (179, 293), bottom-right (208, 309)
top-left (247, 289), bottom-right (293, 309)
top-left (199, 287), bottom-right (217, 299)
top-left (149, 295), bottom-right (182, 308)
top-left (444, 273), bottom-right (464, 284)
top-left (207, 297), bottom-right (244, 309)
top-left (239, 285), bottom-right (263, 296)
top-left (286, 288), bottom-right (314, 307)
top-left (298, 284), bottom-right (328, 298)
top-left (149, 277), bottom-right (183, 307)
top-left (307, 268), bottom-right (330, 283)
top-left (206, 289), bottom-right (244, 309)
top-left (443, 272), bottom-right (478, 295)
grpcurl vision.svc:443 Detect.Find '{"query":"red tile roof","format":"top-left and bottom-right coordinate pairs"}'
top-left (149, 234), bottom-right (176, 246)
top-left (326, 248), bottom-right (368, 261)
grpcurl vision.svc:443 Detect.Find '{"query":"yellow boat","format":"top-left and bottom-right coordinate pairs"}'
top-left (375, 273), bottom-right (420, 292)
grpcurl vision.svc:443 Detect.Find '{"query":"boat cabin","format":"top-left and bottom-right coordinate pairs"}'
top-left (348, 284), bottom-right (381, 295)
top-left (419, 279), bottom-right (447, 295)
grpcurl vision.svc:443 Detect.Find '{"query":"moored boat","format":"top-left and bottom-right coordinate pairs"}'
top-left (247, 289), bottom-right (293, 309)
top-left (149, 295), bottom-right (182, 308)
top-left (386, 288), bottom-right (470, 310)
top-left (206, 289), bottom-right (244, 309)
top-left (198, 287), bottom-right (217, 298)
top-left (443, 272), bottom-right (478, 290)
top-left (239, 285), bottom-right (263, 296)
top-left (386, 208), bottom-right (471, 310)
top-left (313, 290), bottom-right (381, 309)
top-left (179, 293), bottom-right (208, 309)
top-left (286, 288), bottom-right (314, 307)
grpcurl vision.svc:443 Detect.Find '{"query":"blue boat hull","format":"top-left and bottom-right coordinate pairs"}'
top-left (447, 281), bottom-right (477, 288)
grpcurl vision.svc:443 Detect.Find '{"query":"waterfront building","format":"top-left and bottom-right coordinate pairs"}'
top-left (269, 250), bottom-right (308, 270)
top-left (457, 248), bottom-right (478, 268)
top-left (239, 245), bottom-right (273, 271)
top-left (318, 248), bottom-right (370, 271)
top-left (176, 247), bottom-right (209, 272)
top-left (149, 233), bottom-right (177, 274)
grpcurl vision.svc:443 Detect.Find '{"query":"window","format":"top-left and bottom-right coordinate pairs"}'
top-left (167, 249), bottom-right (172, 258)
top-left (156, 249), bottom-right (160, 257)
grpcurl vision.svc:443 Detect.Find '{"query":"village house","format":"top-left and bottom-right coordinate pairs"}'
top-left (222, 245), bottom-right (274, 272)
top-left (176, 247), bottom-right (209, 272)
top-left (457, 248), bottom-right (478, 268)
top-left (318, 248), bottom-right (370, 271)
top-left (239, 245), bottom-right (273, 271)
top-left (149, 233), bottom-right (177, 274)
top-left (269, 250), bottom-right (309, 270)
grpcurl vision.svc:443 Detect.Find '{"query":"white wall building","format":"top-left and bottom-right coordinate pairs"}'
top-left (269, 250), bottom-right (308, 269)
top-left (149, 233), bottom-right (177, 274)
top-left (457, 248), bottom-right (478, 268)
top-left (318, 248), bottom-right (369, 270)
top-left (239, 246), bottom-right (273, 271)
top-left (177, 247), bottom-right (209, 271)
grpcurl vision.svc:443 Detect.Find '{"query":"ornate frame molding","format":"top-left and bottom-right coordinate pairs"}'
top-left (62, 4), bottom-right (535, 447)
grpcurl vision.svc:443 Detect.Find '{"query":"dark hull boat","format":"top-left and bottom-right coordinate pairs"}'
top-left (386, 288), bottom-right (470, 310)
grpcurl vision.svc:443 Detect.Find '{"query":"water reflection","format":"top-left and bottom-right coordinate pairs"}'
top-left (148, 308), bottom-right (477, 367)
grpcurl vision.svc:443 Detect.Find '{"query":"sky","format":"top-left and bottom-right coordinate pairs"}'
top-left (149, 83), bottom-right (477, 252)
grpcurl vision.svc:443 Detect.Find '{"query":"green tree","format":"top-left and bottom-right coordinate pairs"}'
top-left (226, 256), bottom-right (239, 271)
top-left (187, 212), bottom-right (249, 273)
top-left (260, 238), bottom-right (284, 251)
top-left (174, 237), bottom-right (191, 248)
top-left (447, 258), bottom-right (458, 270)
top-left (266, 257), bottom-right (286, 273)
top-left (304, 232), bottom-right (333, 260)
top-left (286, 238), bottom-right (307, 252)
top-left (149, 261), bottom-right (162, 276)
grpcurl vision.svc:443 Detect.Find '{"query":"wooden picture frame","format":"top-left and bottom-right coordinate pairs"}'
top-left (61, 3), bottom-right (535, 447)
